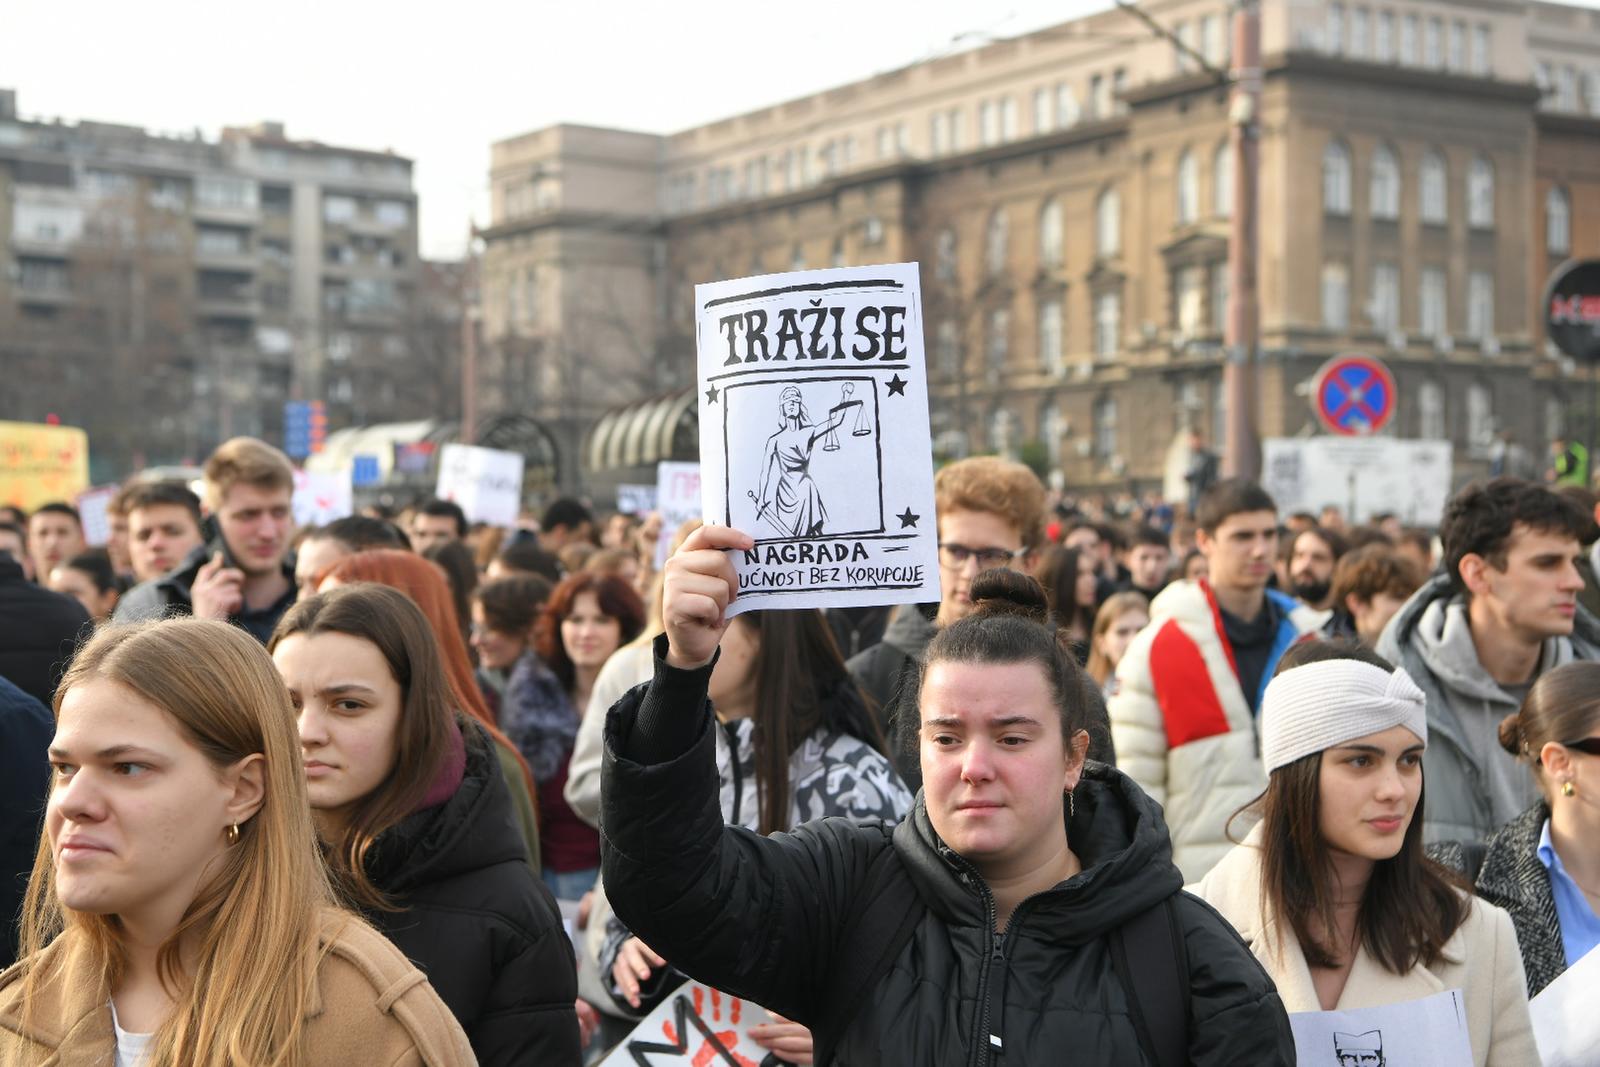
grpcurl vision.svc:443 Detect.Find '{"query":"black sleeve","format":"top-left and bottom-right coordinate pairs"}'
top-left (600, 639), bottom-right (890, 1025)
top-left (468, 874), bottom-right (582, 1067)
top-left (1174, 893), bottom-right (1297, 1066)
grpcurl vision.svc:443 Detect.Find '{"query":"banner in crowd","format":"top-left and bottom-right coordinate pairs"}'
top-left (1262, 437), bottom-right (1453, 526)
top-left (0, 420), bottom-right (90, 512)
top-left (436, 443), bottom-right (524, 526)
top-left (75, 485), bottom-right (120, 547)
top-left (617, 483), bottom-right (658, 516)
top-left (694, 263), bottom-right (940, 617)
top-left (1287, 989), bottom-right (1471, 1066)
top-left (654, 461), bottom-right (701, 568)
top-left (292, 468), bottom-right (354, 528)
top-left (599, 982), bottom-right (775, 1067)
top-left (1529, 940), bottom-right (1600, 1066)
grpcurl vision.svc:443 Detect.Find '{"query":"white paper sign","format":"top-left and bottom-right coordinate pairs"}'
top-left (598, 982), bottom-right (775, 1067)
top-left (291, 469), bottom-right (353, 528)
top-left (1530, 943), bottom-right (1600, 1066)
top-left (654, 461), bottom-right (701, 569)
top-left (1288, 989), bottom-right (1473, 1066)
top-left (695, 264), bottom-right (939, 616)
top-left (1262, 437), bottom-right (1454, 526)
top-left (75, 485), bottom-right (120, 547)
top-left (435, 443), bottom-right (524, 527)
top-left (617, 483), bottom-right (658, 515)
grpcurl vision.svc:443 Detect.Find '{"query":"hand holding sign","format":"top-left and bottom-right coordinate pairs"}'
top-left (663, 524), bottom-right (754, 669)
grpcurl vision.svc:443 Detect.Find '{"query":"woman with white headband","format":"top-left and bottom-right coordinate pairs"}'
top-left (1192, 639), bottom-right (1538, 1067)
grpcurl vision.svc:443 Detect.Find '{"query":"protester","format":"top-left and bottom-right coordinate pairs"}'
top-left (1323, 544), bottom-right (1425, 646)
top-left (848, 455), bottom-right (1047, 790)
top-left (1086, 591), bottom-right (1149, 694)
top-left (1555, 483), bottom-right (1600, 619)
top-left (0, 674), bottom-right (51, 968)
top-left (1432, 661), bottom-right (1600, 996)
top-left (422, 538), bottom-right (480, 651)
top-left (540, 498), bottom-right (596, 553)
top-left (25, 503), bottom-right (85, 587)
top-left (1395, 525), bottom-right (1436, 574)
top-left (46, 550), bottom-right (121, 624)
top-left (410, 498), bottom-right (468, 553)
top-left (1184, 427), bottom-right (1219, 514)
top-left (582, 545), bottom-right (641, 590)
top-left (294, 513), bottom-right (410, 597)
top-left (1286, 524), bottom-right (1347, 613)
top-left (1318, 504), bottom-right (1346, 532)
top-left (1180, 547), bottom-right (1208, 582)
top-left (600, 512), bottom-right (635, 550)
top-left (114, 437), bottom-right (297, 643)
top-left (0, 506), bottom-right (25, 528)
top-left (0, 618), bottom-right (474, 1065)
top-left (103, 493), bottom-right (133, 581)
top-left (1548, 435), bottom-right (1589, 488)
top-left (1193, 640), bottom-right (1538, 1064)
top-left (823, 603), bottom-right (894, 661)
top-left (558, 542), bottom-right (597, 576)
top-left (0, 539), bottom-right (90, 707)
top-left (489, 537), bottom-right (565, 583)
top-left (1117, 525), bottom-right (1172, 601)
top-left (1035, 544), bottom-right (1096, 657)
top-left (471, 574), bottom-right (555, 711)
top-left (270, 585), bottom-right (581, 1064)
top-left (1110, 479), bottom-right (1321, 879)
top-left (601, 532), bottom-right (1295, 1064)
top-left (1378, 476), bottom-right (1600, 844)
top-left (505, 573), bottom-right (644, 899)
top-left (0, 523), bottom-right (29, 582)
top-left (118, 480), bottom-right (204, 584)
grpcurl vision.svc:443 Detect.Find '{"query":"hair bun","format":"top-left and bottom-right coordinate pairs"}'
top-left (1497, 711), bottom-right (1524, 757)
top-left (968, 570), bottom-right (1050, 625)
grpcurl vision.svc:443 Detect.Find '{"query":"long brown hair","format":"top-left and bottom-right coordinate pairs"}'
top-left (269, 584), bottom-right (452, 912)
top-left (1499, 660), bottom-right (1600, 801)
top-left (1251, 639), bottom-right (1469, 973)
top-left (1085, 590), bottom-right (1149, 687)
top-left (534, 573), bottom-right (646, 694)
top-left (21, 619), bottom-right (336, 1067)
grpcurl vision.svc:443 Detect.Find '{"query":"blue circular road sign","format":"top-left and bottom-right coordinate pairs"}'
top-left (1313, 355), bottom-right (1397, 436)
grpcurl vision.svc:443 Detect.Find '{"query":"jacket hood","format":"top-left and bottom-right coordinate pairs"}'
top-left (363, 719), bottom-right (526, 896)
top-left (897, 761), bottom-right (1183, 945)
top-left (880, 602), bottom-right (938, 661)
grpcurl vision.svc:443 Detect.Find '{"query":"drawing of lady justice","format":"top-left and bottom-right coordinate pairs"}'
top-left (752, 383), bottom-right (863, 538)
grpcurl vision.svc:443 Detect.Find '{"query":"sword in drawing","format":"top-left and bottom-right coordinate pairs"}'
top-left (747, 490), bottom-right (787, 536)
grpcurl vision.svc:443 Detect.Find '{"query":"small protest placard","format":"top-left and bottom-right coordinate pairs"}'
top-left (292, 469), bottom-right (353, 528)
top-left (617, 483), bottom-right (658, 516)
top-left (599, 982), bottom-right (777, 1067)
top-left (436, 443), bottom-right (524, 527)
top-left (695, 263), bottom-right (939, 616)
top-left (1530, 941), bottom-right (1600, 1066)
top-left (654, 461), bottom-right (701, 569)
top-left (75, 485), bottom-right (120, 547)
top-left (1287, 989), bottom-right (1472, 1066)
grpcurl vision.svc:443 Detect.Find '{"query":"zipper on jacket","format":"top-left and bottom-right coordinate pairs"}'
top-left (722, 720), bottom-right (744, 826)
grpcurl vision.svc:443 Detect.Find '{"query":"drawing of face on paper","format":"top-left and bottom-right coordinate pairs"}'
top-left (722, 376), bottom-right (883, 539)
top-left (1333, 1030), bottom-right (1384, 1067)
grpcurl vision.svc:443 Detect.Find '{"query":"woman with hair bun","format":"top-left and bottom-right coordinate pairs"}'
top-left (1442, 660), bottom-right (1600, 995)
top-left (596, 524), bottom-right (1294, 1066)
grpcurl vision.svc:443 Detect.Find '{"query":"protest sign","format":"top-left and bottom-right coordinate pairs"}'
top-left (75, 485), bottom-right (120, 547)
top-left (1287, 989), bottom-right (1472, 1066)
top-left (436, 443), bottom-right (524, 527)
top-left (1262, 437), bottom-right (1453, 526)
top-left (599, 982), bottom-right (779, 1067)
top-left (695, 263), bottom-right (940, 616)
top-left (617, 483), bottom-right (658, 516)
top-left (1530, 942), bottom-right (1600, 1066)
top-left (654, 461), bottom-right (701, 568)
top-left (292, 468), bottom-right (353, 528)
top-left (0, 420), bottom-right (90, 512)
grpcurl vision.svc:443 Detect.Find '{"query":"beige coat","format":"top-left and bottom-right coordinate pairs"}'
top-left (1192, 828), bottom-right (1540, 1067)
top-left (0, 910), bottom-right (477, 1067)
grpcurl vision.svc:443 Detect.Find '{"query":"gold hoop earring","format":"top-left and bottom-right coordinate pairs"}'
top-left (226, 823), bottom-right (241, 845)
top-left (1563, 780), bottom-right (1577, 798)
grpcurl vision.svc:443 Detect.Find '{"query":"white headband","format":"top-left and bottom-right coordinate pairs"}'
top-left (1260, 659), bottom-right (1428, 773)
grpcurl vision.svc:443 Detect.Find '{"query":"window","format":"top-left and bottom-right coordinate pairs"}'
top-left (1468, 271), bottom-right (1494, 343)
top-left (1419, 380), bottom-right (1446, 439)
top-left (1176, 149), bottom-right (1199, 225)
top-left (1039, 198), bottom-right (1063, 269)
top-left (1094, 290), bottom-right (1121, 359)
top-left (1350, 8), bottom-right (1369, 58)
top-left (1370, 262), bottom-right (1400, 332)
top-left (1034, 88), bottom-right (1053, 134)
top-left (1201, 13), bottom-right (1226, 66)
top-left (1367, 144), bottom-right (1400, 220)
top-left (877, 126), bottom-right (894, 160)
top-left (948, 108), bottom-right (964, 152)
top-left (1326, 3), bottom-right (1345, 53)
top-left (1467, 384), bottom-right (1494, 455)
top-left (990, 410), bottom-right (1014, 455)
top-left (1400, 15), bottom-right (1418, 63)
top-left (1056, 84), bottom-right (1080, 127)
top-left (1323, 141), bottom-right (1353, 216)
top-left (1211, 266), bottom-right (1230, 334)
top-left (197, 227), bottom-right (246, 255)
top-left (1000, 98), bottom-right (1018, 142)
top-left (790, 243), bottom-right (806, 271)
top-left (1096, 187), bottom-right (1121, 257)
top-left (1447, 21), bottom-right (1465, 71)
top-left (375, 200), bottom-right (409, 227)
top-left (1470, 25), bottom-right (1490, 75)
top-left (936, 227), bottom-right (958, 284)
top-left (1094, 394), bottom-right (1119, 458)
top-left (1548, 186), bottom-right (1572, 255)
top-left (1213, 141), bottom-right (1233, 218)
top-left (323, 194), bottom-right (357, 223)
top-left (1468, 157), bottom-right (1494, 229)
top-left (985, 209), bottom-right (1008, 277)
top-left (936, 321), bottom-right (961, 376)
top-left (1420, 266), bottom-right (1448, 338)
top-left (1555, 66), bottom-right (1579, 111)
top-left (1042, 403), bottom-right (1066, 466)
top-left (1588, 69), bottom-right (1600, 115)
top-left (930, 112), bottom-right (949, 156)
top-left (986, 307), bottom-right (1010, 374)
top-left (1039, 299), bottom-right (1064, 374)
top-left (831, 237), bottom-right (846, 268)
top-left (1089, 73), bottom-right (1108, 119)
top-left (979, 101), bottom-right (998, 147)
top-left (197, 176), bottom-right (258, 211)
top-left (1375, 12), bottom-right (1394, 61)
top-left (1420, 150), bottom-right (1447, 224)
top-left (1424, 18), bottom-right (1442, 68)
top-left (1176, 266), bottom-right (1205, 337)
top-left (1321, 262), bottom-right (1351, 330)
top-left (1174, 20), bottom-right (1196, 72)
top-left (1112, 69), bottom-right (1128, 112)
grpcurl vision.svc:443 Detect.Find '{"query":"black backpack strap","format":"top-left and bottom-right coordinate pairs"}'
top-left (814, 846), bottom-right (926, 1066)
top-left (1110, 895), bottom-right (1191, 1067)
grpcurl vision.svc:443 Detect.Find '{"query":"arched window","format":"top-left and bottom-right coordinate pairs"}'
top-left (985, 208), bottom-right (1009, 277)
top-left (1039, 198), bottom-right (1064, 270)
top-left (1420, 150), bottom-right (1448, 224)
top-left (1548, 186), bottom-right (1572, 255)
top-left (1096, 187), bottom-right (1121, 258)
top-left (1323, 140), bottom-right (1353, 215)
top-left (935, 227), bottom-right (958, 284)
top-left (1213, 141), bottom-right (1233, 218)
top-left (1467, 383), bottom-right (1494, 455)
top-left (1370, 144), bottom-right (1400, 220)
top-left (1038, 297), bottom-right (1064, 374)
top-left (1094, 394), bottom-right (1119, 458)
top-left (1468, 156), bottom-right (1495, 229)
top-left (1321, 262), bottom-right (1350, 331)
top-left (1176, 149), bottom-right (1199, 225)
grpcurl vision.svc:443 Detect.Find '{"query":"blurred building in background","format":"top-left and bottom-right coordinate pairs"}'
top-left (484, 0), bottom-right (1600, 496)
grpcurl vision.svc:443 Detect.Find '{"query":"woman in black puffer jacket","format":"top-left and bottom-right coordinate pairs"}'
top-left (272, 584), bottom-right (581, 1066)
top-left (600, 526), bottom-right (1295, 1066)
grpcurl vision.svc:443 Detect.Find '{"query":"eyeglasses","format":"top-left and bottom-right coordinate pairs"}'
top-left (1561, 737), bottom-right (1600, 757)
top-left (938, 543), bottom-right (1027, 570)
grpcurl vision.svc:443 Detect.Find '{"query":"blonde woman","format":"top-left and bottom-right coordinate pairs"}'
top-left (1085, 591), bottom-right (1150, 692)
top-left (0, 619), bottom-right (473, 1067)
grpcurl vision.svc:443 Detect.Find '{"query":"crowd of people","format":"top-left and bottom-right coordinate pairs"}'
top-left (1, 431), bottom-right (1597, 1064)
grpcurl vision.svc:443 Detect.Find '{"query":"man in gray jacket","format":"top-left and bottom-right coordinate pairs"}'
top-left (1378, 477), bottom-right (1598, 845)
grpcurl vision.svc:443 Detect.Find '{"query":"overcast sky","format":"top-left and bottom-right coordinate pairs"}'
top-left (7, 0), bottom-right (1597, 260)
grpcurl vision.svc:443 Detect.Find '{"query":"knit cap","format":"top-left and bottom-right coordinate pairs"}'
top-left (1259, 658), bottom-right (1427, 772)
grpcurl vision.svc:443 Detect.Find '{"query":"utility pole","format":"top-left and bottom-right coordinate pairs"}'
top-left (1223, 0), bottom-right (1262, 479)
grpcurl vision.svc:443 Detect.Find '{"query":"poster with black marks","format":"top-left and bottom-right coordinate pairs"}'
top-left (697, 263), bottom-right (939, 616)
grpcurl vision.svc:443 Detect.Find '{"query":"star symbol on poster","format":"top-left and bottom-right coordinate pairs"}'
top-left (886, 374), bottom-right (908, 397)
top-left (897, 507), bottom-right (920, 528)
top-left (704, 383), bottom-right (719, 404)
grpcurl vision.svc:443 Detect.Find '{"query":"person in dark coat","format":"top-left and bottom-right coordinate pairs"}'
top-left (271, 583), bottom-right (581, 1065)
top-left (0, 549), bottom-right (89, 706)
top-left (0, 673), bottom-right (52, 968)
top-left (601, 525), bottom-right (1294, 1066)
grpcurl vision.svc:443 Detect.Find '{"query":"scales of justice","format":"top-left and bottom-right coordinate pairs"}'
top-left (823, 382), bottom-right (871, 450)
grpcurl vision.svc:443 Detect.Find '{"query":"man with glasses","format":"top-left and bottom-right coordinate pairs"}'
top-left (847, 455), bottom-right (1045, 790)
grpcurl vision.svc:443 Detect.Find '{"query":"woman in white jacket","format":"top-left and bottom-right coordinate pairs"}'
top-left (1193, 639), bottom-right (1539, 1067)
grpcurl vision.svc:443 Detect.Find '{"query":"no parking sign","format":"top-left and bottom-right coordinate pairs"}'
top-left (1313, 355), bottom-right (1396, 436)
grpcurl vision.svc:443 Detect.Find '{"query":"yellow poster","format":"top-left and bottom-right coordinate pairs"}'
top-left (0, 421), bottom-right (91, 512)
